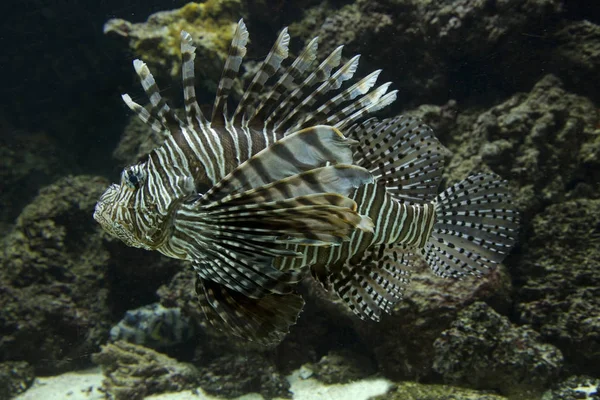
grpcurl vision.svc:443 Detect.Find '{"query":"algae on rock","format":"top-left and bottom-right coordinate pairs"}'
top-left (0, 176), bottom-right (113, 373)
top-left (92, 341), bottom-right (200, 400)
top-left (433, 302), bottom-right (563, 399)
top-left (542, 375), bottom-right (600, 400)
top-left (0, 175), bottom-right (186, 374)
top-left (0, 361), bottom-right (35, 400)
top-left (104, 0), bottom-right (246, 99)
top-left (372, 380), bottom-right (508, 400)
top-left (516, 199), bottom-right (600, 376)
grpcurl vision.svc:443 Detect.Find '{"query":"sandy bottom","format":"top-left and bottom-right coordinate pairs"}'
top-left (15, 368), bottom-right (392, 400)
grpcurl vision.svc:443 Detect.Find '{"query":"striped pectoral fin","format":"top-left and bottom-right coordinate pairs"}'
top-left (329, 243), bottom-right (415, 322)
top-left (347, 116), bottom-right (447, 204)
top-left (198, 197), bottom-right (373, 247)
top-left (199, 125), bottom-right (361, 204)
top-left (423, 173), bottom-right (520, 278)
top-left (190, 243), bottom-right (304, 299)
top-left (196, 277), bottom-right (305, 346)
top-left (214, 165), bottom-right (373, 207)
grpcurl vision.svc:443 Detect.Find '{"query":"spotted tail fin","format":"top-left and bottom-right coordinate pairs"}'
top-left (422, 173), bottom-right (519, 278)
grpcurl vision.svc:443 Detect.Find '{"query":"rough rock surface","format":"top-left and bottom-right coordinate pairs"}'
top-left (553, 20), bottom-right (600, 102)
top-left (310, 349), bottom-right (375, 384)
top-left (0, 122), bottom-right (64, 232)
top-left (349, 261), bottom-right (512, 380)
top-left (443, 74), bottom-right (599, 220)
top-left (0, 176), bottom-right (183, 373)
top-left (92, 341), bottom-right (200, 400)
top-left (372, 381), bottom-right (508, 400)
top-left (290, 0), bottom-right (564, 107)
top-left (104, 0), bottom-right (246, 99)
top-left (433, 302), bottom-right (563, 399)
top-left (0, 176), bottom-right (113, 373)
top-left (515, 199), bottom-right (600, 376)
top-left (196, 352), bottom-right (290, 399)
top-left (542, 376), bottom-right (600, 400)
top-left (0, 361), bottom-right (35, 400)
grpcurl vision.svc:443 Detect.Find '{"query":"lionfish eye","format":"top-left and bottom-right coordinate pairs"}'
top-left (122, 168), bottom-right (145, 190)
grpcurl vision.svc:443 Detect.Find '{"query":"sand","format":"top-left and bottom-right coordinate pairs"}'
top-left (15, 367), bottom-right (392, 400)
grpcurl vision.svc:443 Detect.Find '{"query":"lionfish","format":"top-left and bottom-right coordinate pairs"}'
top-left (94, 19), bottom-right (518, 345)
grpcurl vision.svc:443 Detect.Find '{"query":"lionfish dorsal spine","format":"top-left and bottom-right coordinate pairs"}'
top-left (334, 86), bottom-right (398, 130)
top-left (248, 36), bottom-right (320, 129)
top-left (326, 82), bottom-right (390, 128)
top-left (211, 19), bottom-right (249, 126)
top-left (264, 45), bottom-right (344, 131)
top-left (274, 52), bottom-right (360, 133)
top-left (180, 30), bottom-right (209, 127)
top-left (292, 69), bottom-right (382, 130)
top-left (132, 59), bottom-right (184, 133)
top-left (232, 27), bottom-right (290, 126)
top-left (121, 93), bottom-right (164, 133)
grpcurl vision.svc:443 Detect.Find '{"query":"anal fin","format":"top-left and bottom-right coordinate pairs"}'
top-left (330, 243), bottom-right (415, 321)
top-left (196, 277), bottom-right (304, 346)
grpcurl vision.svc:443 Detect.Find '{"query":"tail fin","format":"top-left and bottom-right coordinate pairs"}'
top-left (421, 173), bottom-right (519, 278)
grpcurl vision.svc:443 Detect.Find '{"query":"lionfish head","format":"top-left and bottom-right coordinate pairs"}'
top-left (94, 163), bottom-right (157, 250)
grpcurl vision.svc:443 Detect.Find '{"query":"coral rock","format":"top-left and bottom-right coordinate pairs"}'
top-left (433, 302), bottom-right (563, 399)
top-left (92, 341), bottom-right (200, 400)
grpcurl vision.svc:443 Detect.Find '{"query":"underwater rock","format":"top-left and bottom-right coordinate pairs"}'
top-left (0, 175), bottom-right (184, 373)
top-left (104, 0), bottom-right (246, 97)
top-left (112, 116), bottom-right (166, 169)
top-left (0, 121), bottom-right (64, 233)
top-left (0, 175), bottom-right (113, 373)
top-left (92, 340), bottom-right (200, 400)
top-left (109, 303), bottom-right (194, 349)
top-left (0, 361), bottom-right (35, 400)
top-left (516, 198), bottom-right (600, 376)
top-left (290, 0), bottom-right (563, 106)
top-left (349, 260), bottom-right (512, 380)
top-left (196, 352), bottom-right (290, 399)
top-left (553, 20), bottom-right (600, 102)
top-left (310, 349), bottom-right (375, 384)
top-left (437, 73), bottom-right (600, 376)
top-left (373, 381), bottom-right (508, 400)
top-left (443, 74), bottom-right (599, 220)
top-left (433, 302), bottom-right (563, 399)
top-left (542, 376), bottom-right (600, 400)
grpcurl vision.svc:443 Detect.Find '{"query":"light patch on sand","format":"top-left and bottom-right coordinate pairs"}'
top-left (15, 367), bottom-right (392, 400)
top-left (15, 367), bottom-right (105, 400)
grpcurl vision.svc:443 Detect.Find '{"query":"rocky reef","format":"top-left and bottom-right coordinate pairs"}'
top-left (92, 341), bottom-right (200, 400)
top-left (0, 361), bottom-right (35, 400)
top-left (433, 302), bottom-right (563, 399)
top-left (104, 0), bottom-right (246, 101)
top-left (4, 0), bottom-right (600, 399)
top-left (374, 381), bottom-right (509, 400)
top-left (542, 375), bottom-right (600, 400)
top-left (0, 175), bottom-right (184, 374)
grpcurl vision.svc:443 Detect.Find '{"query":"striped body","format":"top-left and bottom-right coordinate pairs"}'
top-left (95, 19), bottom-right (518, 344)
top-left (278, 184), bottom-right (436, 272)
